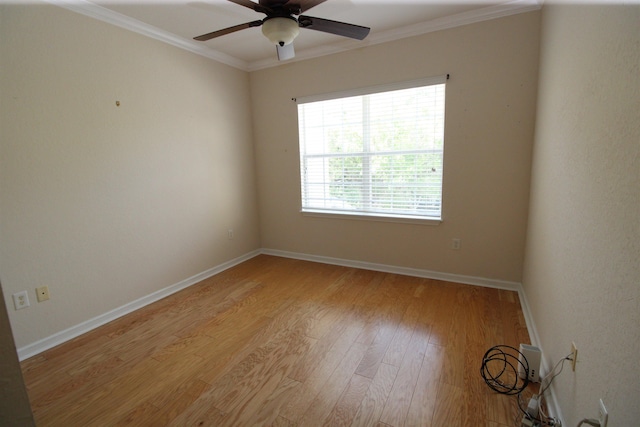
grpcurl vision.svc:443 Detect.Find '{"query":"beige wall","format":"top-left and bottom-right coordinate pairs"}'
top-left (523, 4), bottom-right (639, 426)
top-left (251, 11), bottom-right (540, 282)
top-left (0, 4), bottom-right (260, 348)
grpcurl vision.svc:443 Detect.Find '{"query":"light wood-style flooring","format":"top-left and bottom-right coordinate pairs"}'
top-left (21, 255), bottom-right (533, 426)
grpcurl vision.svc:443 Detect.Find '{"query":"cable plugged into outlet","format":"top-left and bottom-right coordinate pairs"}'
top-left (576, 399), bottom-right (608, 427)
top-left (570, 342), bottom-right (578, 371)
top-left (526, 397), bottom-right (539, 419)
top-left (598, 399), bottom-right (608, 427)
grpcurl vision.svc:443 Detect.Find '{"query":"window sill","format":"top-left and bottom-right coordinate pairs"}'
top-left (300, 209), bottom-right (442, 226)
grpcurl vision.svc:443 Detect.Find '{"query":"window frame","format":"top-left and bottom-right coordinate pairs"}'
top-left (296, 75), bottom-right (447, 225)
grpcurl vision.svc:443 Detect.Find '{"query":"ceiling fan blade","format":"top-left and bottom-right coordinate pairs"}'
top-left (276, 43), bottom-right (295, 61)
top-left (229, 0), bottom-right (272, 14)
top-left (194, 20), bottom-right (263, 41)
top-left (298, 15), bottom-right (370, 40)
top-left (284, 0), bottom-right (327, 14)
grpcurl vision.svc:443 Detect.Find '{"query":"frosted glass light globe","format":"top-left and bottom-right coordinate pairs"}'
top-left (262, 17), bottom-right (300, 46)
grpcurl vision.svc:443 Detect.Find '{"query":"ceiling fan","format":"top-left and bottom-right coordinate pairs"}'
top-left (193, 0), bottom-right (370, 61)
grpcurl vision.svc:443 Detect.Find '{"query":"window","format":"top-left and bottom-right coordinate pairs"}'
top-left (296, 75), bottom-right (447, 222)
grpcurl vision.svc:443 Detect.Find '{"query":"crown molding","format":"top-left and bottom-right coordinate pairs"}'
top-left (369, 0), bottom-right (543, 47)
top-left (46, 0), bottom-right (541, 72)
top-left (248, 0), bottom-right (542, 71)
top-left (44, 0), bottom-right (250, 70)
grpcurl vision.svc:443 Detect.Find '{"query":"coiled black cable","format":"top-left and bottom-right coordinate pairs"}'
top-left (480, 345), bottom-right (530, 395)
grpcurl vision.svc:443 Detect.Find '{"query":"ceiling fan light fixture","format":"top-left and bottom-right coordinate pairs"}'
top-left (262, 17), bottom-right (299, 46)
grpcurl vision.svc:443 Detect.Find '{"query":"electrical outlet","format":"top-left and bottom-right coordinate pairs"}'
top-left (12, 291), bottom-right (30, 310)
top-left (451, 238), bottom-right (461, 250)
top-left (228, 229), bottom-right (234, 240)
top-left (36, 285), bottom-right (50, 302)
top-left (598, 399), bottom-right (608, 427)
top-left (570, 342), bottom-right (578, 371)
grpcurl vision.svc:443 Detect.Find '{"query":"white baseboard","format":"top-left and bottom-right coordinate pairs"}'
top-left (260, 248), bottom-right (522, 291)
top-left (16, 250), bottom-right (261, 361)
top-left (517, 287), bottom-right (564, 425)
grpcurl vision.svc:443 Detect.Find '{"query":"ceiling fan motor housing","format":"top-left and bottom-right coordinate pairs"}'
top-left (262, 16), bottom-right (300, 46)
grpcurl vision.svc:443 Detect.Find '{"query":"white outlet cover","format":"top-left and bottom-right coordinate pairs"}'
top-left (598, 399), bottom-right (608, 427)
top-left (12, 291), bottom-right (30, 310)
top-left (452, 238), bottom-right (461, 250)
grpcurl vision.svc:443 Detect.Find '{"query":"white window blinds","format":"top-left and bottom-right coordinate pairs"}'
top-left (297, 76), bottom-right (447, 221)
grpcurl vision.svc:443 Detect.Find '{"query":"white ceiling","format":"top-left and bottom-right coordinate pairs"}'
top-left (49, 0), bottom-right (541, 71)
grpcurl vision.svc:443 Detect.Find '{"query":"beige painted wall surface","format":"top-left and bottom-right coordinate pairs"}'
top-left (0, 4), bottom-right (260, 348)
top-left (523, 4), bottom-right (639, 426)
top-left (251, 12), bottom-right (540, 282)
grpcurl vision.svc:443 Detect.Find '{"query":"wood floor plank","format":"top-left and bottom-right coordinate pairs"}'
top-left (462, 288), bottom-right (494, 426)
top-left (192, 316), bottom-right (278, 387)
top-left (279, 342), bottom-right (367, 423)
top-left (431, 382), bottom-right (464, 427)
top-left (482, 287), bottom-right (505, 347)
top-left (20, 255), bottom-right (533, 427)
top-left (355, 322), bottom-right (399, 379)
top-left (28, 354), bottom-right (124, 414)
top-left (404, 344), bottom-right (444, 427)
top-left (194, 302), bottom-right (302, 386)
top-left (273, 415), bottom-right (296, 427)
top-left (288, 308), bottom-right (366, 383)
top-left (487, 391), bottom-right (519, 426)
top-left (212, 321), bottom-right (315, 417)
top-left (350, 362), bottom-right (398, 427)
top-left (216, 338), bottom-right (313, 427)
top-left (439, 287), bottom-right (470, 389)
top-left (166, 279), bottom-right (265, 338)
top-left (463, 343), bottom-right (490, 426)
top-left (378, 322), bottom-right (429, 427)
top-left (322, 373), bottom-right (372, 427)
top-left (113, 402), bottom-right (160, 426)
top-left (199, 303), bottom-right (313, 404)
top-left (382, 299), bottom-right (421, 367)
top-left (424, 281), bottom-right (456, 347)
top-left (296, 342), bottom-right (369, 427)
top-left (240, 376), bottom-right (301, 427)
top-left (48, 353), bottom-right (204, 426)
top-left (21, 336), bottom-right (109, 390)
top-left (146, 379), bottom-right (211, 425)
top-left (284, 274), bottom-right (380, 397)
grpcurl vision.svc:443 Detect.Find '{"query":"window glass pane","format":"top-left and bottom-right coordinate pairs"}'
top-left (298, 78), bottom-right (446, 220)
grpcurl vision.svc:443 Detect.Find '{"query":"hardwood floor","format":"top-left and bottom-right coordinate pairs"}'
top-left (21, 255), bottom-right (533, 426)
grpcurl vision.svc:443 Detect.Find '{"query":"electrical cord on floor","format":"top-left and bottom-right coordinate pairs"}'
top-left (480, 345), bottom-right (530, 395)
top-left (482, 346), bottom-right (575, 427)
top-left (520, 353), bottom-right (573, 427)
top-left (516, 392), bottom-right (560, 427)
top-left (526, 353), bottom-right (572, 426)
